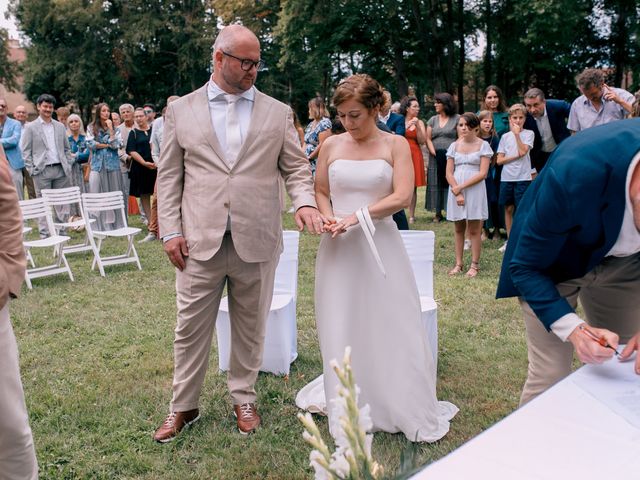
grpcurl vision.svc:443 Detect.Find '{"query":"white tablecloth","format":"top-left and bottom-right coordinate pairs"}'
top-left (414, 359), bottom-right (640, 479)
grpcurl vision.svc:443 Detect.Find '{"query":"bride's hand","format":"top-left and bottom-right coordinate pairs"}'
top-left (323, 216), bottom-right (338, 233)
top-left (329, 213), bottom-right (359, 238)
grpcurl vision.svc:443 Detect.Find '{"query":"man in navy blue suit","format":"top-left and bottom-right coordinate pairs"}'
top-left (497, 118), bottom-right (640, 405)
top-left (523, 88), bottom-right (571, 174)
top-left (380, 90), bottom-right (409, 230)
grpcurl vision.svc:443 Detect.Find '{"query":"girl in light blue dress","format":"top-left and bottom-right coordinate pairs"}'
top-left (445, 112), bottom-right (492, 277)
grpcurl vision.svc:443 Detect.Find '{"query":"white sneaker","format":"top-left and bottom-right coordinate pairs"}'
top-left (463, 239), bottom-right (471, 250)
top-left (139, 233), bottom-right (157, 243)
top-left (498, 241), bottom-right (508, 253)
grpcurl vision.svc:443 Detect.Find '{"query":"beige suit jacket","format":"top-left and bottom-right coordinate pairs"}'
top-left (0, 147), bottom-right (26, 308)
top-left (157, 84), bottom-right (316, 263)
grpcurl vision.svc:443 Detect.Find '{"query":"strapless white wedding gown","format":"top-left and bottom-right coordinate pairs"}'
top-left (296, 159), bottom-right (458, 442)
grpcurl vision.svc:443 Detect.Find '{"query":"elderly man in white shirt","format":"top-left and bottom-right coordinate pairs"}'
top-left (567, 68), bottom-right (634, 133)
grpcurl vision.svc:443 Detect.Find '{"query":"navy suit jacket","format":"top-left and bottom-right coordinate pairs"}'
top-left (386, 112), bottom-right (406, 136)
top-left (524, 99), bottom-right (571, 172)
top-left (496, 119), bottom-right (640, 330)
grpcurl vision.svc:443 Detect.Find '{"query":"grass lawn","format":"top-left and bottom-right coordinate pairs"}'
top-left (13, 188), bottom-right (531, 479)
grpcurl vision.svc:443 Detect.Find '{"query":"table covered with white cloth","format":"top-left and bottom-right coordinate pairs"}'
top-left (413, 357), bottom-right (640, 479)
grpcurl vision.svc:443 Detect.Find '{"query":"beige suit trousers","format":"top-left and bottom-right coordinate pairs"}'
top-left (0, 303), bottom-right (38, 480)
top-left (520, 252), bottom-right (640, 406)
top-left (170, 233), bottom-right (279, 411)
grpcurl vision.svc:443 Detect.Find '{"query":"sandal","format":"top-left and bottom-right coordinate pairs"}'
top-left (448, 264), bottom-right (464, 276)
top-left (466, 261), bottom-right (480, 278)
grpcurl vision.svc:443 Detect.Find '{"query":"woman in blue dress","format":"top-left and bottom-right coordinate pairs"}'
top-left (86, 102), bottom-right (124, 230)
top-left (303, 97), bottom-right (332, 174)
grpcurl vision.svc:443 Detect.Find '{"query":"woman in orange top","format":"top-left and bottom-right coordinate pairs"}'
top-left (400, 96), bottom-right (427, 223)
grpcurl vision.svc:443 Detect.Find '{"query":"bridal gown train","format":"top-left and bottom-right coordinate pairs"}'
top-left (296, 159), bottom-right (458, 442)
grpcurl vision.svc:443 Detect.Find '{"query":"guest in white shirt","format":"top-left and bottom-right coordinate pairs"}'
top-left (20, 94), bottom-right (73, 236)
top-left (496, 104), bottom-right (534, 243)
top-left (567, 68), bottom-right (634, 133)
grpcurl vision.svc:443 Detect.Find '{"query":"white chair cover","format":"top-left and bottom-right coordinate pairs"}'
top-left (400, 230), bottom-right (438, 365)
top-left (216, 231), bottom-right (300, 375)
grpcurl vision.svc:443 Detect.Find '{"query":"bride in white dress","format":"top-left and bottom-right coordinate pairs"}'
top-left (296, 74), bottom-right (458, 442)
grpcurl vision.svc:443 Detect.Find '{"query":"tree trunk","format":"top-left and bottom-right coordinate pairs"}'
top-left (457, 0), bottom-right (465, 112)
top-left (609, 0), bottom-right (633, 87)
top-left (411, 0), bottom-right (441, 92)
top-left (444, 0), bottom-right (454, 92)
top-left (483, 0), bottom-right (492, 85)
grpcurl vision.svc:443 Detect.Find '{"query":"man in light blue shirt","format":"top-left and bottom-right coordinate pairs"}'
top-left (567, 68), bottom-right (634, 133)
top-left (0, 97), bottom-right (23, 198)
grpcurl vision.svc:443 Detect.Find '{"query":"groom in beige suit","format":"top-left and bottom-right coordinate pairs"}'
top-left (154, 25), bottom-right (322, 442)
top-left (0, 151), bottom-right (38, 479)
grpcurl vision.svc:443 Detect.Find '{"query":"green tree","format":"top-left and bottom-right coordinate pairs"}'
top-left (601, 0), bottom-right (639, 88)
top-left (490, 0), bottom-right (603, 102)
top-left (11, 0), bottom-right (215, 120)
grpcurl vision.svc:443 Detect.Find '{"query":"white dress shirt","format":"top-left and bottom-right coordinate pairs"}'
top-left (534, 107), bottom-right (557, 153)
top-left (162, 79), bottom-right (256, 242)
top-left (551, 151), bottom-right (640, 340)
top-left (206, 78), bottom-right (256, 168)
top-left (38, 116), bottom-right (60, 165)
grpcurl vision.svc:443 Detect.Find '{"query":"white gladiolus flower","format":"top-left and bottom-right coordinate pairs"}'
top-left (298, 346), bottom-right (383, 480)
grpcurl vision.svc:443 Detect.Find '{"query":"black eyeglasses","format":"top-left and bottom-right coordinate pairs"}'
top-left (222, 51), bottom-right (265, 72)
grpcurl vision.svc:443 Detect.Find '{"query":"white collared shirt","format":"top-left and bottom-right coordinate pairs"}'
top-left (551, 151), bottom-right (640, 341)
top-left (206, 77), bottom-right (256, 167)
top-left (607, 152), bottom-right (640, 257)
top-left (534, 107), bottom-right (557, 153)
top-left (38, 116), bottom-right (60, 165)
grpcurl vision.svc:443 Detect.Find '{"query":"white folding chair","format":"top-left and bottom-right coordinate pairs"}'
top-left (400, 230), bottom-right (438, 365)
top-left (22, 226), bottom-right (35, 267)
top-left (81, 191), bottom-right (142, 276)
top-left (216, 231), bottom-right (300, 375)
top-left (41, 186), bottom-right (98, 257)
top-left (19, 198), bottom-right (74, 289)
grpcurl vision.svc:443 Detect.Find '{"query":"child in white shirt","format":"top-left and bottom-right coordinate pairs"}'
top-left (497, 104), bottom-right (535, 246)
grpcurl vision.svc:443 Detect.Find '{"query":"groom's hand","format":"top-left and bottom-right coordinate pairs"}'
top-left (164, 236), bottom-right (189, 271)
top-left (295, 206), bottom-right (326, 234)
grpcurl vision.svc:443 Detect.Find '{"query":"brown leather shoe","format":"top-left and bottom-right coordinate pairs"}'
top-left (153, 409), bottom-right (200, 443)
top-left (233, 403), bottom-right (261, 435)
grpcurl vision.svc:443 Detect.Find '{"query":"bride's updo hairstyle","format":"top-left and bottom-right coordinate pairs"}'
top-left (332, 74), bottom-right (385, 111)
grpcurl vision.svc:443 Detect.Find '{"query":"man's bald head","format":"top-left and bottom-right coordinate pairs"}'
top-left (211, 25), bottom-right (261, 94)
top-left (212, 25), bottom-right (260, 59)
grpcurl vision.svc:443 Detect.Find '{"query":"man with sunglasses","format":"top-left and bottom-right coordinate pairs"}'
top-left (154, 24), bottom-right (321, 442)
top-left (143, 103), bottom-right (156, 124)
